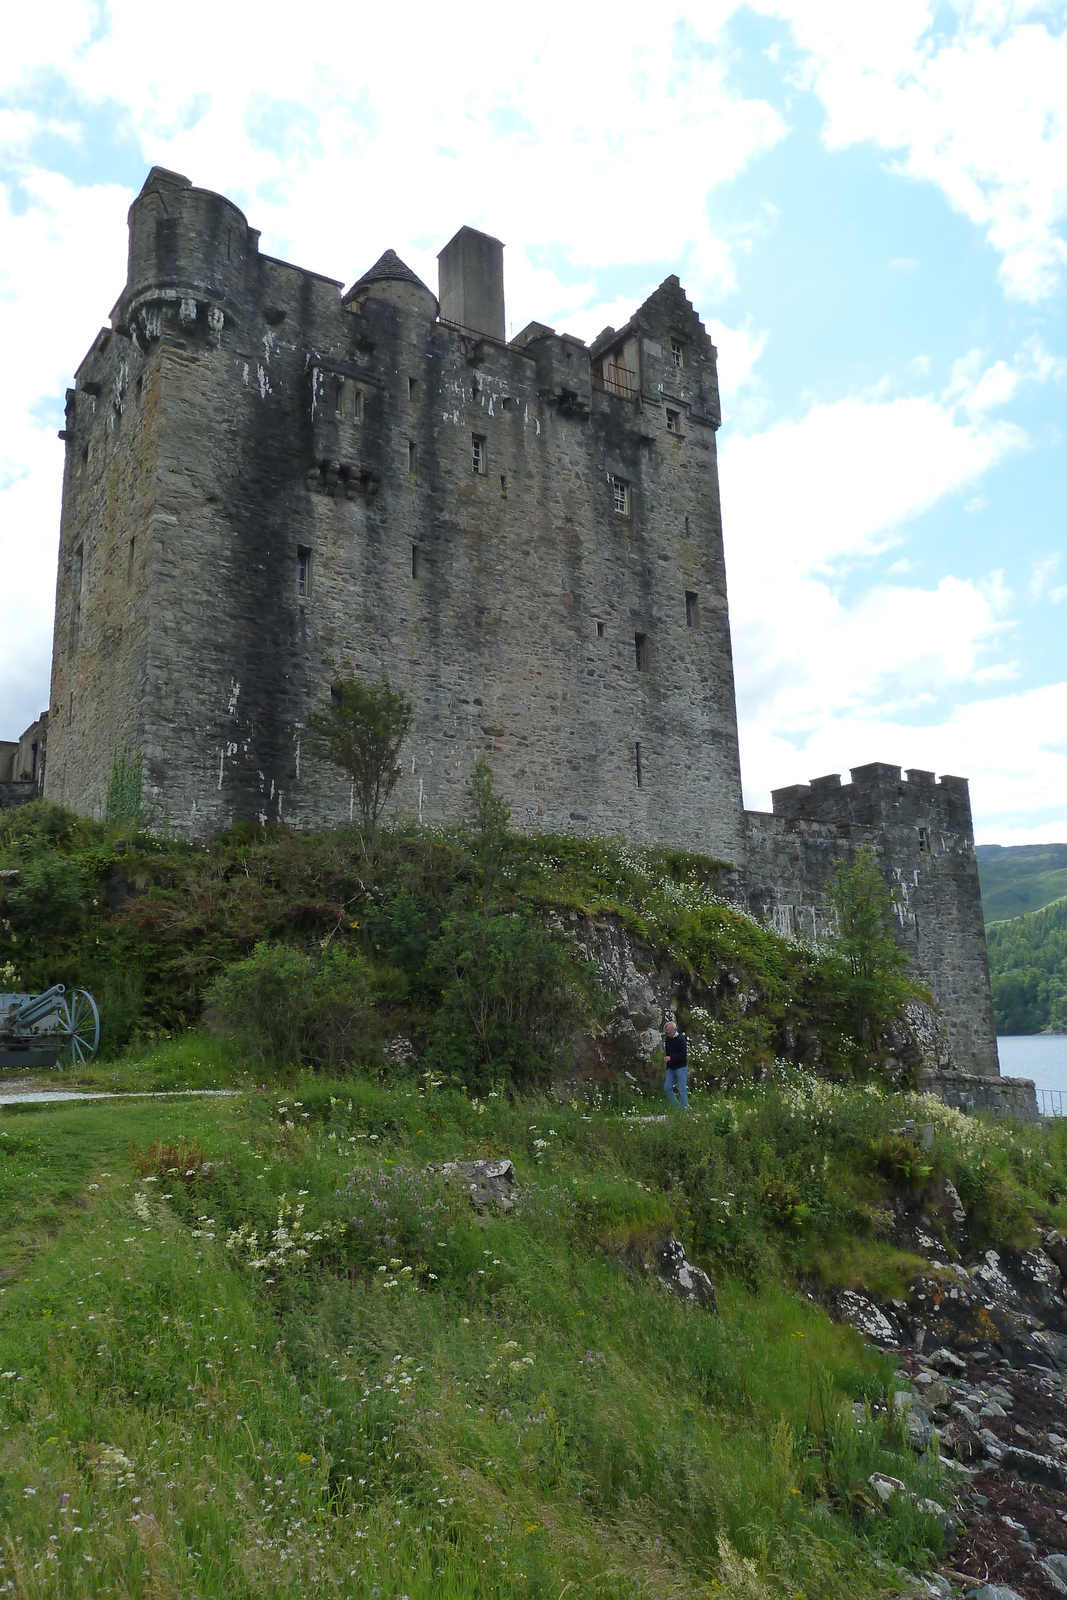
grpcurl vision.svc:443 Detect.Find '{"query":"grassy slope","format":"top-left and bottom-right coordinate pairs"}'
top-left (7, 1058), bottom-right (1067, 1597)
top-left (977, 842), bottom-right (1067, 924)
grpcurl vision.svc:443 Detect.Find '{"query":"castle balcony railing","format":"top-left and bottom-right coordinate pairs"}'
top-left (593, 364), bottom-right (639, 400)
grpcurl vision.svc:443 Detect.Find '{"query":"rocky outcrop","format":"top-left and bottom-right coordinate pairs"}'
top-left (622, 1230), bottom-right (716, 1311)
top-left (832, 1197), bottom-right (1067, 1595)
top-left (561, 915), bottom-right (674, 1082)
top-left (435, 1158), bottom-right (519, 1212)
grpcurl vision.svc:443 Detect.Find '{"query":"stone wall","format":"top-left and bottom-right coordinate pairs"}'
top-left (744, 762), bottom-right (999, 1078)
top-left (45, 166), bottom-right (747, 863)
top-left (917, 1068), bottom-right (1039, 1123)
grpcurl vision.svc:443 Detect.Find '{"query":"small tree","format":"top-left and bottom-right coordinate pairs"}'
top-left (305, 675), bottom-right (413, 841)
top-left (826, 845), bottom-right (913, 1056)
top-left (466, 756), bottom-right (511, 911)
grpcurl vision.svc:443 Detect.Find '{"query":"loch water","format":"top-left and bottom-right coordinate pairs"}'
top-left (997, 1033), bottom-right (1067, 1098)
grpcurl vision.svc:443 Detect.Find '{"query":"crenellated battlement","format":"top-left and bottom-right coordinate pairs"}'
top-left (771, 762), bottom-right (974, 838)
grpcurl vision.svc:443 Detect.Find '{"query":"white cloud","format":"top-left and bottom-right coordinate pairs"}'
top-left (721, 365), bottom-right (1028, 587)
top-left (720, 349), bottom-right (1062, 830)
top-left (762, 0), bottom-right (1067, 301)
top-left (740, 681), bottom-right (1067, 844)
top-left (1029, 552), bottom-right (1061, 602)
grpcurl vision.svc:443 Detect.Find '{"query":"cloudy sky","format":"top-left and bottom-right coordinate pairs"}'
top-left (1, 1), bottom-right (1065, 843)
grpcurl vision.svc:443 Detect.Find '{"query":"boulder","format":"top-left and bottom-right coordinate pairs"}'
top-left (436, 1158), bottom-right (519, 1212)
top-left (999, 1444), bottom-right (1067, 1490)
top-left (624, 1232), bottom-right (716, 1311)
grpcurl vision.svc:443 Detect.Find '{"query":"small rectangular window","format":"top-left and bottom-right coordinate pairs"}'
top-left (127, 538), bottom-right (136, 587)
top-left (670, 338), bottom-right (684, 369)
top-left (411, 544), bottom-right (419, 580)
top-left (635, 742), bottom-right (643, 788)
top-left (596, 620), bottom-right (605, 639)
top-left (500, 473), bottom-right (507, 497)
top-left (351, 388), bottom-right (363, 421)
top-left (297, 546), bottom-right (312, 599)
top-left (685, 590), bottom-right (698, 628)
top-left (408, 377), bottom-right (418, 402)
top-left (635, 632), bottom-right (648, 672)
top-left (666, 408), bottom-right (680, 435)
top-left (919, 827), bottom-right (932, 855)
top-left (612, 476), bottom-right (630, 515)
top-left (408, 441), bottom-right (418, 479)
top-left (334, 376), bottom-right (345, 417)
top-left (684, 514), bottom-right (690, 536)
top-left (472, 434), bottom-right (486, 475)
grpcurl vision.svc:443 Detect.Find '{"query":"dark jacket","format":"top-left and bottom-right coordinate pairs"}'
top-left (664, 1030), bottom-right (687, 1069)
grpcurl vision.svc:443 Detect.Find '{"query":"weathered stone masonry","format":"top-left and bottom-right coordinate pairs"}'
top-left (44, 167), bottom-right (1004, 1080)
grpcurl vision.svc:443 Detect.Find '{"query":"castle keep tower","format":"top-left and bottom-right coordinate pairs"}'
top-left (47, 167), bottom-right (747, 861)
top-left (44, 167), bottom-right (1002, 1080)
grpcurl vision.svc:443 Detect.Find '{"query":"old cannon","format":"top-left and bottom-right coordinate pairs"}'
top-left (0, 985), bottom-right (100, 1070)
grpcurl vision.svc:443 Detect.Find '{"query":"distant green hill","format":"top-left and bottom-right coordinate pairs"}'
top-left (986, 893), bottom-right (1067, 1034)
top-left (977, 841), bottom-right (1067, 923)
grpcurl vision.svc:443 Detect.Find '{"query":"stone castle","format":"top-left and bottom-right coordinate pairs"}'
top-left (39, 167), bottom-right (1001, 1082)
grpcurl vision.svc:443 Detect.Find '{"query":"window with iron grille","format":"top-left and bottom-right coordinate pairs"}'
top-left (297, 546), bottom-right (311, 599)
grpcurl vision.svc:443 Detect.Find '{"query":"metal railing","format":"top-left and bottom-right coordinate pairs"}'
top-left (1038, 1088), bottom-right (1067, 1117)
top-left (593, 364), bottom-right (639, 400)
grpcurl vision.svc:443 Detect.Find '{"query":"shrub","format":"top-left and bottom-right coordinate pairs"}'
top-left (426, 910), bottom-right (585, 1092)
top-left (5, 852), bottom-right (88, 940)
top-left (204, 940), bottom-right (378, 1072)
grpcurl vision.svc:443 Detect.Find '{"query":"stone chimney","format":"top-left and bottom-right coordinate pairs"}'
top-left (438, 226), bottom-right (505, 342)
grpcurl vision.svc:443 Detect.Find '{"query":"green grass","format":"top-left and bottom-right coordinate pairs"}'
top-left (0, 1069), bottom-right (976, 1599)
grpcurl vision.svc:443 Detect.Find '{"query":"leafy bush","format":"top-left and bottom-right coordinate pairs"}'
top-left (427, 910), bottom-right (585, 1092)
top-left (5, 852), bottom-right (88, 940)
top-left (204, 940), bottom-right (379, 1073)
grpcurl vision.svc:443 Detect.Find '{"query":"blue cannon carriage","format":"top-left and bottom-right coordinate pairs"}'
top-left (0, 985), bottom-right (100, 1070)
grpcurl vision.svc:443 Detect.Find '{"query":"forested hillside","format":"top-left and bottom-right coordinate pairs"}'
top-left (977, 841), bottom-right (1067, 923)
top-left (987, 894), bottom-right (1067, 1034)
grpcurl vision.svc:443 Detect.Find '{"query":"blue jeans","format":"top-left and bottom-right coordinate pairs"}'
top-left (664, 1065), bottom-right (688, 1110)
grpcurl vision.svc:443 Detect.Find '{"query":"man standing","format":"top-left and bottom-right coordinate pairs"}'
top-left (663, 1017), bottom-right (688, 1110)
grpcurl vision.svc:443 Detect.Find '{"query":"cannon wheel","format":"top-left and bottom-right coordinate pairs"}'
top-left (60, 990), bottom-right (100, 1069)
